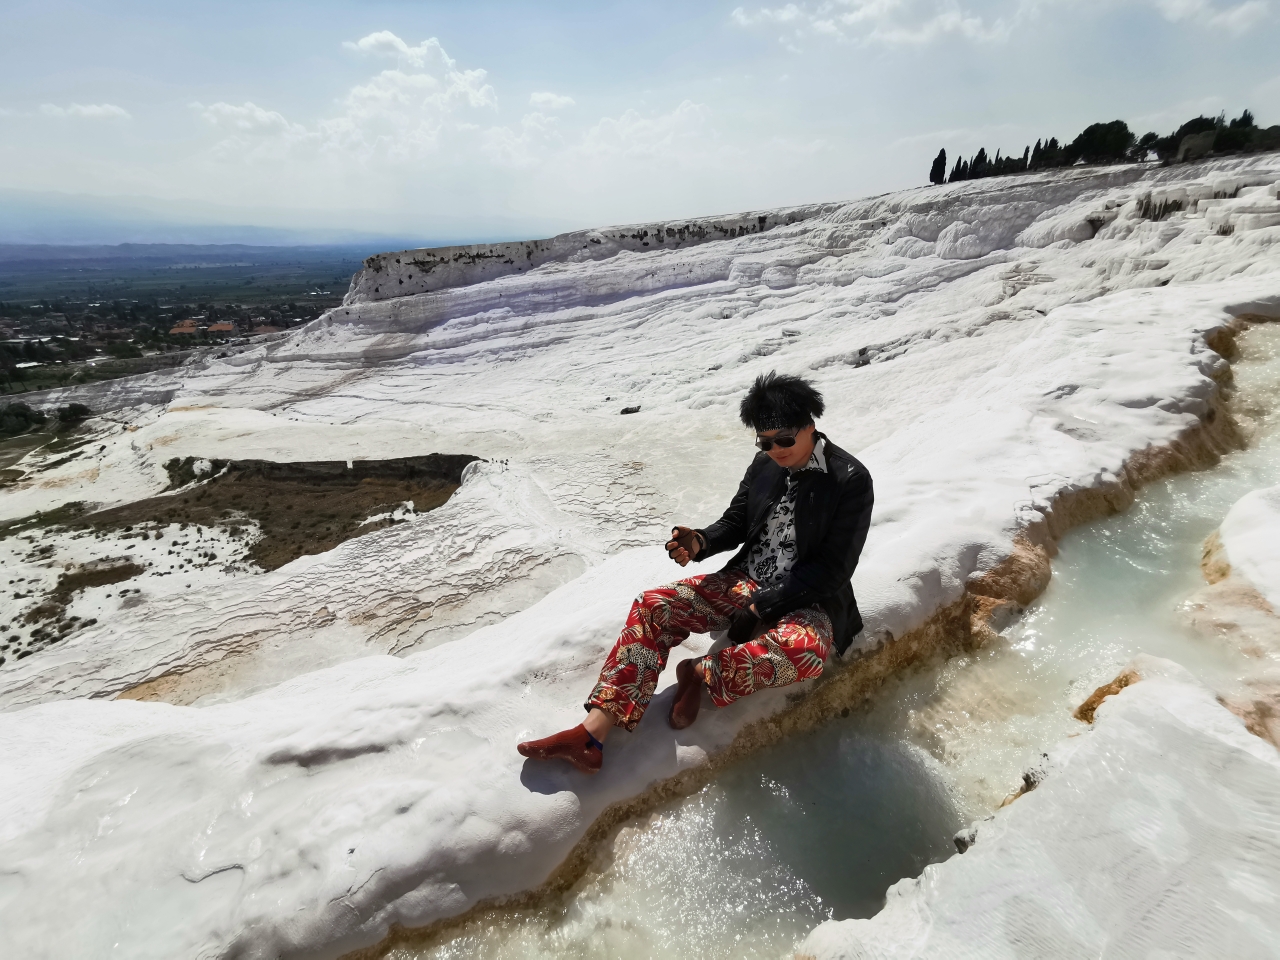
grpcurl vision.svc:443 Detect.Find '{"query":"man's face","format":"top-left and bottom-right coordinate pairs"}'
top-left (757, 423), bottom-right (816, 469)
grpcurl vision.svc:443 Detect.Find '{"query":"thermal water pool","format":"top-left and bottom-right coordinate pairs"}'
top-left (869, 320), bottom-right (1280, 817)
top-left (396, 323), bottom-right (1280, 960)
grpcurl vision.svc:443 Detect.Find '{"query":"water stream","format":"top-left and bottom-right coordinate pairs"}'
top-left (397, 323), bottom-right (1280, 960)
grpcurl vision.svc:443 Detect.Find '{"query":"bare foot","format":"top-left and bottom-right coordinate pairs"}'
top-left (517, 724), bottom-right (603, 774)
top-left (669, 658), bottom-right (703, 730)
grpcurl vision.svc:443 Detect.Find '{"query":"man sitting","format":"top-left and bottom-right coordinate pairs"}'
top-left (518, 371), bottom-right (874, 773)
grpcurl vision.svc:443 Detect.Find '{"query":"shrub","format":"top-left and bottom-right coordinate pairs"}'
top-left (107, 341), bottom-right (143, 359)
top-left (1129, 131), bottom-right (1159, 162)
top-left (1155, 115), bottom-right (1220, 160)
top-left (0, 402), bottom-right (47, 438)
top-left (57, 403), bottom-right (93, 424)
top-left (1214, 110), bottom-right (1256, 154)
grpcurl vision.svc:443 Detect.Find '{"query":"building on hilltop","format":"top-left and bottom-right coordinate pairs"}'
top-left (207, 321), bottom-right (239, 336)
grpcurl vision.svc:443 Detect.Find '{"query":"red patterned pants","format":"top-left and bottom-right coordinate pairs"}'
top-left (586, 569), bottom-right (832, 731)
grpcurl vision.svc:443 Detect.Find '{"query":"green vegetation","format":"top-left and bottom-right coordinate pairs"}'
top-left (0, 454), bottom-right (475, 665)
top-left (0, 401), bottom-right (91, 438)
top-left (0, 402), bottom-right (46, 437)
top-left (57, 402), bottom-right (92, 423)
top-left (934, 108), bottom-right (1280, 184)
top-left (21, 561), bottom-right (142, 634)
top-left (0, 500), bottom-right (89, 539)
top-left (0, 243), bottom-right (365, 308)
top-left (81, 454), bottom-right (479, 570)
top-left (929, 149), bottom-right (947, 186)
top-left (106, 341), bottom-right (143, 359)
top-left (0, 244), bottom-right (368, 395)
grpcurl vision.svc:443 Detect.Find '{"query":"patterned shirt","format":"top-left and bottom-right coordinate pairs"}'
top-left (744, 438), bottom-right (828, 586)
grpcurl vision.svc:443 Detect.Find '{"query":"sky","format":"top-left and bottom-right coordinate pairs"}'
top-left (3, 0), bottom-right (1280, 245)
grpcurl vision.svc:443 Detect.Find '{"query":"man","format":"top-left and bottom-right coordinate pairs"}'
top-left (518, 371), bottom-right (874, 773)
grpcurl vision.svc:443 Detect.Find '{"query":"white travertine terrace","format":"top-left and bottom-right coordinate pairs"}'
top-left (1219, 483), bottom-right (1280, 610)
top-left (2, 157), bottom-right (1280, 958)
top-left (796, 656), bottom-right (1280, 960)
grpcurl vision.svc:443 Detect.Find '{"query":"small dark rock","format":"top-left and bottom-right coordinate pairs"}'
top-left (953, 825), bottom-right (979, 853)
top-left (621, 406), bottom-right (641, 415)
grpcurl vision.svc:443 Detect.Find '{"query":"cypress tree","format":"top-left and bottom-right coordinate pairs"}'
top-left (971, 147), bottom-right (988, 179)
top-left (1044, 137), bottom-right (1061, 167)
top-left (1229, 109), bottom-right (1255, 130)
top-left (929, 148), bottom-right (947, 185)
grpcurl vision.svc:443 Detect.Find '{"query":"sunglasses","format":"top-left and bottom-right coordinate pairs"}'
top-left (755, 429), bottom-right (800, 451)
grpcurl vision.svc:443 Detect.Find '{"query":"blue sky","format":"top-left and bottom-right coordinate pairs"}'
top-left (3, 0), bottom-right (1279, 243)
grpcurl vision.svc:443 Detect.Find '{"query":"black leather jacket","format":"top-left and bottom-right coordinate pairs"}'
top-left (696, 433), bottom-right (874, 656)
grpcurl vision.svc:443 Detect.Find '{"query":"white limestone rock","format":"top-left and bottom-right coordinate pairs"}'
top-left (3, 157), bottom-right (1280, 959)
top-left (796, 656), bottom-right (1280, 960)
top-left (1219, 484), bottom-right (1280, 610)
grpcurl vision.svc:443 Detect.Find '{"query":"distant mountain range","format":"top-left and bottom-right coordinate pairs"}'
top-left (0, 187), bottom-right (575, 249)
top-left (0, 242), bottom-right (371, 268)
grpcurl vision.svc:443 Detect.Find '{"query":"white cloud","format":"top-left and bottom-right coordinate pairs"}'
top-left (342, 31), bottom-right (455, 71)
top-left (193, 33), bottom-right (497, 164)
top-left (890, 121), bottom-right (1029, 149)
top-left (190, 101), bottom-right (312, 163)
top-left (529, 91), bottom-right (575, 110)
top-left (1151, 0), bottom-right (1268, 31)
top-left (483, 110), bottom-right (564, 167)
top-left (731, 0), bottom-right (1020, 45)
top-left (40, 102), bottom-right (131, 119)
top-left (732, 3), bottom-right (804, 25)
top-left (580, 100), bottom-right (712, 159)
top-left (325, 32), bottom-right (496, 159)
top-left (482, 100), bottom-right (715, 170)
top-left (730, 0), bottom-right (1269, 46)
top-left (195, 101), bottom-right (301, 134)
top-left (321, 65), bottom-right (496, 159)
top-left (1130, 95), bottom-right (1229, 132)
top-left (1254, 74), bottom-right (1280, 112)
top-left (165, 30), bottom-right (817, 224)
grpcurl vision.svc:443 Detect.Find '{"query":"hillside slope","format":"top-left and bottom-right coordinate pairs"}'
top-left (1, 158), bottom-right (1279, 959)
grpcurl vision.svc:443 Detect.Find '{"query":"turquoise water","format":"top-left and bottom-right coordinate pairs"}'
top-left (402, 323), bottom-right (1280, 960)
top-left (396, 730), bottom-right (962, 960)
top-left (859, 321), bottom-right (1280, 818)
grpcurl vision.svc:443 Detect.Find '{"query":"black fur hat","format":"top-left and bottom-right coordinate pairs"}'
top-left (739, 371), bottom-right (825, 431)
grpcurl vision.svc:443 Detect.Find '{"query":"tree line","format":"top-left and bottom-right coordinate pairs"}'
top-left (928, 109), bottom-right (1276, 184)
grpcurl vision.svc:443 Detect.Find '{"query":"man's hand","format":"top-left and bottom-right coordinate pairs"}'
top-left (666, 526), bottom-right (702, 566)
top-left (727, 607), bottom-right (760, 643)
